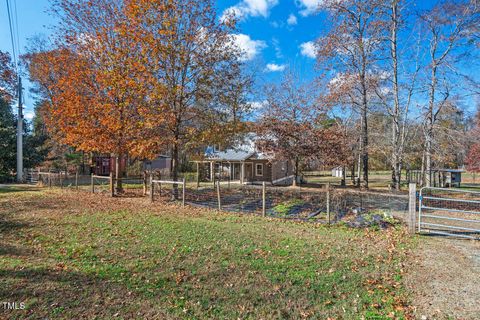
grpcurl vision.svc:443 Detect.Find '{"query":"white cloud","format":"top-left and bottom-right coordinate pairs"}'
top-left (24, 111), bottom-right (35, 121)
top-left (272, 38), bottom-right (283, 59)
top-left (287, 14), bottom-right (298, 25)
top-left (250, 100), bottom-right (268, 110)
top-left (11, 103), bottom-right (34, 120)
top-left (329, 72), bottom-right (355, 87)
top-left (300, 41), bottom-right (317, 59)
top-left (221, 0), bottom-right (279, 22)
top-left (265, 63), bottom-right (286, 72)
top-left (232, 34), bottom-right (267, 61)
top-left (296, 0), bottom-right (326, 16)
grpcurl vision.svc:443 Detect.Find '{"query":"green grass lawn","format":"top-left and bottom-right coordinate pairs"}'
top-left (0, 187), bottom-right (413, 319)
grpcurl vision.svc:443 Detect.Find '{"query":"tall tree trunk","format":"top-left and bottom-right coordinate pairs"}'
top-left (360, 50), bottom-right (369, 188)
top-left (351, 159), bottom-right (356, 186)
top-left (171, 141), bottom-right (179, 199)
top-left (356, 150), bottom-right (362, 187)
top-left (115, 154), bottom-right (123, 193)
top-left (361, 107), bottom-right (369, 188)
top-left (390, 0), bottom-right (402, 190)
top-left (395, 162), bottom-right (402, 190)
top-left (425, 64), bottom-right (437, 187)
top-left (292, 157), bottom-right (299, 187)
top-left (421, 149), bottom-right (426, 186)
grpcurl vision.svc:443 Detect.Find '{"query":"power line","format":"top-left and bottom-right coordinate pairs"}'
top-left (5, 0), bottom-right (18, 69)
top-left (13, 0), bottom-right (21, 57)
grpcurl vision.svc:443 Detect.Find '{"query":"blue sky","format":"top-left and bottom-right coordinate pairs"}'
top-left (1, 0), bottom-right (443, 119)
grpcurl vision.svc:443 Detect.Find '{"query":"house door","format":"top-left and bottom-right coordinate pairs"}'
top-left (244, 163), bottom-right (253, 181)
top-left (232, 163), bottom-right (241, 180)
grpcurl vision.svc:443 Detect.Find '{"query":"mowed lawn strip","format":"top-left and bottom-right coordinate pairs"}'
top-left (0, 188), bottom-right (413, 319)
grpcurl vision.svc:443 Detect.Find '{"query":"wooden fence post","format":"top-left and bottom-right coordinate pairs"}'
top-left (408, 183), bottom-right (417, 234)
top-left (143, 171), bottom-right (147, 196)
top-left (326, 182), bottom-right (331, 224)
top-left (110, 172), bottom-right (115, 197)
top-left (60, 172), bottom-right (64, 189)
top-left (48, 173), bottom-right (52, 188)
top-left (91, 174), bottom-right (94, 193)
top-left (150, 179), bottom-right (154, 202)
top-left (149, 173), bottom-right (153, 194)
top-left (216, 181), bottom-right (221, 211)
top-left (262, 182), bottom-right (266, 217)
top-left (182, 178), bottom-right (186, 207)
top-left (196, 162), bottom-right (200, 190)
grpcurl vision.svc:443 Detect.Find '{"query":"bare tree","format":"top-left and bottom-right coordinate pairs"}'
top-left (257, 70), bottom-right (346, 187)
top-left (419, 0), bottom-right (479, 186)
top-left (375, 0), bottom-right (420, 190)
top-left (316, 0), bottom-right (387, 188)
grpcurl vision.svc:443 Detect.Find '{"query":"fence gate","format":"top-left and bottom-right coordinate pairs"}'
top-left (419, 187), bottom-right (480, 240)
top-left (24, 169), bottom-right (39, 185)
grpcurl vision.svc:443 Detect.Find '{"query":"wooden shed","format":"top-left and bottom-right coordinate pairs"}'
top-left (143, 155), bottom-right (172, 176)
top-left (407, 168), bottom-right (463, 188)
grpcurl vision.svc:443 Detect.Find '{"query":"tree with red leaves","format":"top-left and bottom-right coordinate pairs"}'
top-left (256, 71), bottom-right (347, 186)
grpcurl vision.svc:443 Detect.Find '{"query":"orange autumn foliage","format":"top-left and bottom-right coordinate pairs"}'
top-left (28, 0), bottom-right (169, 162)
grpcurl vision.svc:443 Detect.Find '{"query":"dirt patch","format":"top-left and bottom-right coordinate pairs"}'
top-left (405, 237), bottom-right (480, 319)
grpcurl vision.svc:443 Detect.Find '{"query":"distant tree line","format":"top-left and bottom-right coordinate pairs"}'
top-left (311, 0), bottom-right (479, 189)
top-left (12, 0), bottom-right (480, 190)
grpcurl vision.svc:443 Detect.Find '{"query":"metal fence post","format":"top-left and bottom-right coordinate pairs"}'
top-left (262, 182), bottom-right (266, 217)
top-left (327, 182), bottom-right (331, 224)
top-left (91, 174), bottom-right (94, 193)
top-left (408, 183), bottom-right (417, 234)
top-left (75, 171), bottom-right (79, 190)
top-left (217, 181), bottom-right (221, 211)
top-left (182, 178), bottom-right (186, 207)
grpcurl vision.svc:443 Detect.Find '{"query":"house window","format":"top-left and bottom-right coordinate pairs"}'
top-left (255, 163), bottom-right (264, 176)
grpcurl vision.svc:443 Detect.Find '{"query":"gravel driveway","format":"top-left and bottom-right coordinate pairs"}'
top-left (406, 237), bottom-right (480, 319)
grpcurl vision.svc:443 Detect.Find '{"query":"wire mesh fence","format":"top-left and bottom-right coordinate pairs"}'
top-left (185, 184), bottom-right (264, 214)
top-left (29, 168), bottom-right (412, 228)
top-left (185, 184), bottom-right (410, 226)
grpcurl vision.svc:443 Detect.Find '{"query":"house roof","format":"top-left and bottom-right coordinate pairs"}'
top-left (205, 134), bottom-right (269, 162)
top-left (206, 149), bottom-right (255, 161)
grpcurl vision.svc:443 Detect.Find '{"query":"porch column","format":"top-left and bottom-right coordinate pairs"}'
top-left (240, 161), bottom-right (245, 184)
top-left (210, 161), bottom-right (214, 181)
top-left (220, 161), bottom-right (223, 181)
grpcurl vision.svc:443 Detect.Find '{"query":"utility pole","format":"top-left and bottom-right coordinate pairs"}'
top-left (16, 76), bottom-right (23, 182)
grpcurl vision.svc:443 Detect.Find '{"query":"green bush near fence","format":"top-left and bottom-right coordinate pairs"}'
top-left (271, 199), bottom-right (305, 216)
